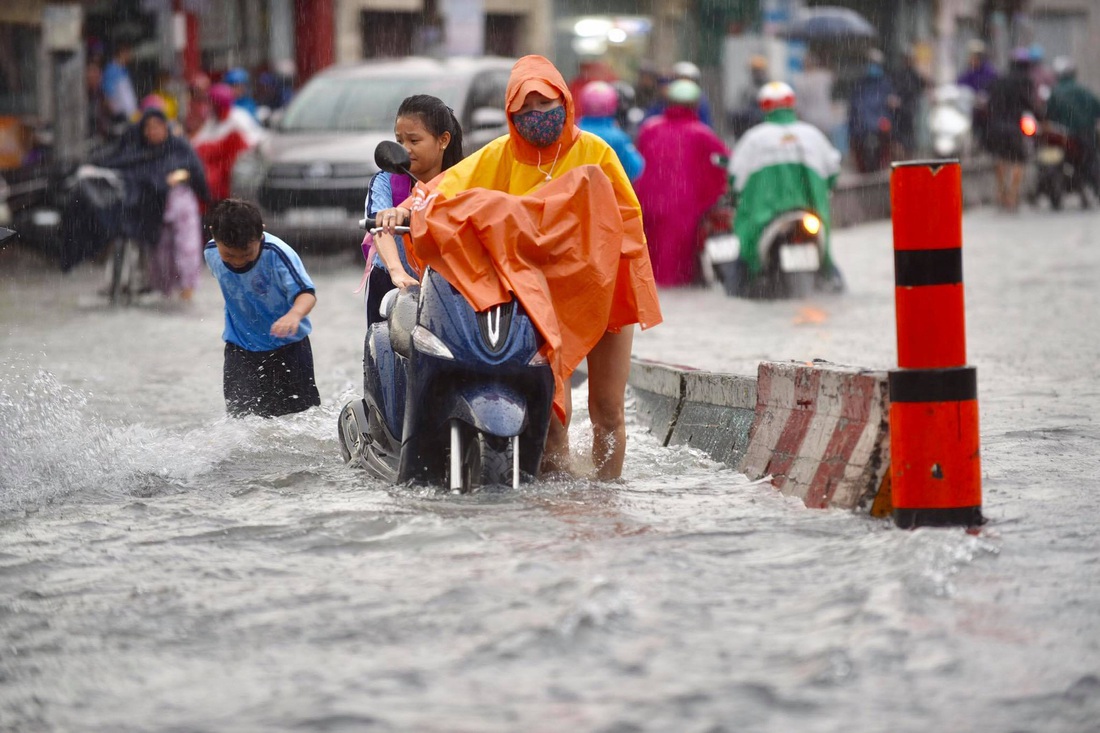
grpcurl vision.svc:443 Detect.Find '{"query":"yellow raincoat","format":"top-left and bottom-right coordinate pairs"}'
top-left (405, 55), bottom-right (662, 419)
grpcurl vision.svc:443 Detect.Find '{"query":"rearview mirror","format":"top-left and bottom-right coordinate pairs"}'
top-left (375, 141), bottom-right (412, 175)
top-left (471, 107), bottom-right (507, 130)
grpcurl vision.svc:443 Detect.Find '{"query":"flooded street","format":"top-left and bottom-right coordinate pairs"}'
top-left (2, 206), bottom-right (1099, 732)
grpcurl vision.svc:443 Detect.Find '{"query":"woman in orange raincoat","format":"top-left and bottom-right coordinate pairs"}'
top-left (376, 55), bottom-right (662, 480)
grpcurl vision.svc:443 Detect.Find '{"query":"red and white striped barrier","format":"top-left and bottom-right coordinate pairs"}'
top-left (739, 361), bottom-right (891, 510)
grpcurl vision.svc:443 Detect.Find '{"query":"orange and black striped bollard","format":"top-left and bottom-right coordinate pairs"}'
top-left (888, 159), bottom-right (983, 529)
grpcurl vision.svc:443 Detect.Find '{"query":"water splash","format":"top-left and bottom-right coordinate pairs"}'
top-left (0, 365), bottom-right (125, 511)
top-left (0, 364), bottom-right (331, 513)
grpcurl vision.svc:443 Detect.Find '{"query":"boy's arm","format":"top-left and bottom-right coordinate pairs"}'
top-left (270, 291), bottom-right (316, 338)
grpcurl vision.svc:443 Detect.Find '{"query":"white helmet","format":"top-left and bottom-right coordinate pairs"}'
top-left (672, 61), bottom-right (702, 81)
top-left (757, 81), bottom-right (796, 112)
top-left (1052, 55), bottom-right (1076, 79)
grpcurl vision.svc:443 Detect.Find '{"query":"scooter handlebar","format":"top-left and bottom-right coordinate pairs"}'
top-left (361, 218), bottom-right (410, 235)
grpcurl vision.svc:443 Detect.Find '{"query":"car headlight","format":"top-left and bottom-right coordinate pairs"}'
top-left (231, 149), bottom-right (267, 197)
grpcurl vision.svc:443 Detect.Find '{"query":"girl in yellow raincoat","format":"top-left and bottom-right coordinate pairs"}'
top-left (376, 55), bottom-right (661, 481)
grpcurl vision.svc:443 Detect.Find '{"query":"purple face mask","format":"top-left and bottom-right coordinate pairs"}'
top-left (512, 105), bottom-right (567, 148)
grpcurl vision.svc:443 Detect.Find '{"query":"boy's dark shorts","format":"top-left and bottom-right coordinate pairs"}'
top-left (224, 337), bottom-right (321, 418)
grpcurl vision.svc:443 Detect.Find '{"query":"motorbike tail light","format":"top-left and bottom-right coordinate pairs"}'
top-left (801, 213), bottom-right (822, 236)
top-left (706, 206), bottom-right (733, 234)
top-left (1020, 113), bottom-right (1037, 137)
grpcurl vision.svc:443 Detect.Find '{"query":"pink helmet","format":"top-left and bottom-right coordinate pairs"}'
top-left (140, 94), bottom-right (166, 112)
top-left (579, 81), bottom-right (619, 118)
top-left (209, 83), bottom-right (235, 117)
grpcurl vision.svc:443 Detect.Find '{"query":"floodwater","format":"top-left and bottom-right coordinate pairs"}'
top-left (2, 206), bottom-right (1099, 732)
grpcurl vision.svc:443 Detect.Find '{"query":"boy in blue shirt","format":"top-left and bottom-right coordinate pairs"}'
top-left (204, 199), bottom-right (320, 417)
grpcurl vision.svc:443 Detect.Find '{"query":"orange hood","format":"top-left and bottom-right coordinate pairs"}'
top-left (505, 55), bottom-right (581, 166)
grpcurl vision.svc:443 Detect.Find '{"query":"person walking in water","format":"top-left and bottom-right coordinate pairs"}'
top-left (204, 199), bottom-right (321, 418)
top-left (374, 55), bottom-right (662, 480)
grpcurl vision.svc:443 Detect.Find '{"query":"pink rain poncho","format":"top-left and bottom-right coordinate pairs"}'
top-left (147, 184), bottom-right (203, 295)
top-left (633, 105), bottom-right (729, 286)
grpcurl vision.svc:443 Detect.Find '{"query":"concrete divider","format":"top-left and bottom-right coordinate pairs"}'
top-left (628, 358), bottom-right (691, 446)
top-left (668, 370), bottom-right (756, 468)
top-left (629, 357), bottom-right (891, 513)
top-left (740, 361), bottom-right (890, 511)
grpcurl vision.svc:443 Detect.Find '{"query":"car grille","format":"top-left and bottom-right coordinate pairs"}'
top-left (258, 162), bottom-right (376, 214)
top-left (259, 183), bottom-right (367, 214)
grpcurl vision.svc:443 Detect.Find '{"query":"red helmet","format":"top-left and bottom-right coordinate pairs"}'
top-left (579, 81), bottom-right (619, 118)
top-left (757, 81), bottom-right (796, 112)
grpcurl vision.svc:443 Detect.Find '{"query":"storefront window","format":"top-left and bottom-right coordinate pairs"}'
top-left (0, 23), bottom-right (39, 116)
top-left (557, 15), bottom-right (652, 82)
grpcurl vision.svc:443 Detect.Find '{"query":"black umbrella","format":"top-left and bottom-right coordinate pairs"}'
top-left (782, 6), bottom-right (877, 41)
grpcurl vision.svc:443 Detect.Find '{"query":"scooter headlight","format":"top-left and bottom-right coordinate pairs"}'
top-left (800, 213), bottom-right (822, 236)
top-left (412, 324), bottom-right (454, 359)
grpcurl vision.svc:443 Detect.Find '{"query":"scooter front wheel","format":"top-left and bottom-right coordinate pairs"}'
top-left (448, 420), bottom-right (516, 493)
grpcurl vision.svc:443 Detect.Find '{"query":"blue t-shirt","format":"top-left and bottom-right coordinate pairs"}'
top-left (364, 172), bottom-right (417, 279)
top-left (204, 232), bottom-right (316, 352)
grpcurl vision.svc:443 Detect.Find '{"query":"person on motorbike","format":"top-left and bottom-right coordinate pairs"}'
top-left (191, 83), bottom-right (265, 205)
top-left (375, 55), bottom-right (662, 481)
top-left (103, 107), bottom-right (210, 300)
top-left (1045, 56), bottom-right (1100, 205)
top-left (986, 49), bottom-right (1037, 211)
top-left (362, 94), bottom-right (463, 325)
top-left (576, 81), bottom-right (644, 182)
top-left (633, 79), bottom-right (729, 287)
top-left (728, 81), bottom-right (842, 289)
top-left (957, 39), bottom-right (998, 151)
top-left (847, 49), bottom-right (898, 173)
top-left (729, 55), bottom-right (771, 140)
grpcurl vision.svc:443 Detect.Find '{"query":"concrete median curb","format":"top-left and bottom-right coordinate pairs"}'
top-left (629, 357), bottom-right (891, 513)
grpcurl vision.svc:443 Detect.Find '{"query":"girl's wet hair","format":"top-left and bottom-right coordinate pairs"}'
top-left (396, 94), bottom-right (464, 170)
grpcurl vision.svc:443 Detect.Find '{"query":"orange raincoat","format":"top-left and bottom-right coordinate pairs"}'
top-left (404, 55), bottom-right (662, 419)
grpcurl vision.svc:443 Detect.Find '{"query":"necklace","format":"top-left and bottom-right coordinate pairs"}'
top-left (537, 144), bottom-right (562, 182)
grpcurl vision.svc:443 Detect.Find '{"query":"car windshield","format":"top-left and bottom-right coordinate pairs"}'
top-left (278, 75), bottom-right (467, 132)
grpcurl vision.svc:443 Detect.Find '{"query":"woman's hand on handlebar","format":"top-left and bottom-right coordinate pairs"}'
top-left (376, 206), bottom-right (409, 235)
top-left (390, 270), bottom-right (419, 290)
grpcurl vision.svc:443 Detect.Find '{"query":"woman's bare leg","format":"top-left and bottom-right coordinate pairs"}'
top-left (586, 326), bottom-right (635, 481)
top-left (541, 381), bottom-right (572, 475)
top-left (995, 160), bottom-right (1008, 208)
top-left (1006, 162), bottom-right (1024, 211)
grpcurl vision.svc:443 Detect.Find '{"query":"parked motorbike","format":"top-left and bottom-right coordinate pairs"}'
top-left (338, 141), bottom-right (555, 492)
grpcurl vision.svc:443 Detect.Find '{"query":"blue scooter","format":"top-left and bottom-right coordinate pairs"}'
top-left (338, 141), bottom-right (555, 492)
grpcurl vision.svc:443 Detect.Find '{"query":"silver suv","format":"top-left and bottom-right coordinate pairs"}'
top-left (231, 56), bottom-right (514, 248)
